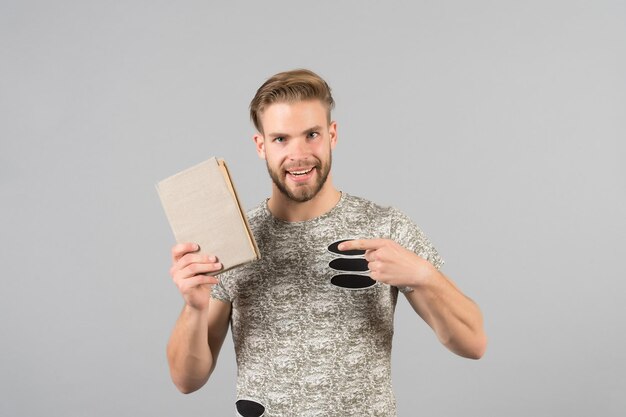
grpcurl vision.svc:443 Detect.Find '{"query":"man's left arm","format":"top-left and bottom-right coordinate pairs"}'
top-left (338, 239), bottom-right (487, 359)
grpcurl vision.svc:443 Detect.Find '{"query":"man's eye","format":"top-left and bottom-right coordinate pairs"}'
top-left (273, 137), bottom-right (285, 143)
top-left (307, 132), bottom-right (319, 139)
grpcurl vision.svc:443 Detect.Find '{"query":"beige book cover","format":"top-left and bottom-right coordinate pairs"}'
top-left (156, 157), bottom-right (260, 274)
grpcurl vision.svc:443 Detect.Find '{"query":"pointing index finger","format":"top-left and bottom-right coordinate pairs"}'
top-left (338, 239), bottom-right (386, 252)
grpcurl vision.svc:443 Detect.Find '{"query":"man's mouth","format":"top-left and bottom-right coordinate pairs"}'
top-left (287, 167), bottom-right (314, 176)
top-left (285, 166), bottom-right (316, 182)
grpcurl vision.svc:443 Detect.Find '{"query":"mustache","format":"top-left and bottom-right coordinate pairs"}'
top-left (283, 159), bottom-right (321, 171)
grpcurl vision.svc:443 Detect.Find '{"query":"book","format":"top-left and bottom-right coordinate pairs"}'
top-left (156, 157), bottom-right (260, 274)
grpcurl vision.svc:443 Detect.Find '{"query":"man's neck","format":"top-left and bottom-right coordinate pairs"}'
top-left (267, 180), bottom-right (341, 222)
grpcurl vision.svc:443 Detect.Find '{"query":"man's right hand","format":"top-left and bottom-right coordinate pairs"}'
top-left (169, 243), bottom-right (223, 311)
top-left (167, 242), bottom-right (230, 393)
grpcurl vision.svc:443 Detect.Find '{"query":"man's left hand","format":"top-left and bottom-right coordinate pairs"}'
top-left (338, 239), bottom-right (437, 289)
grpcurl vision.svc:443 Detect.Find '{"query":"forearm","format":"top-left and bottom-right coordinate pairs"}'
top-left (407, 270), bottom-right (487, 359)
top-left (167, 305), bottom-right (214, 393)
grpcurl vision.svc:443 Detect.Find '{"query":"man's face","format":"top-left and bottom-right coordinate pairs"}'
top-left (254, 100), bottom-right (337, 203)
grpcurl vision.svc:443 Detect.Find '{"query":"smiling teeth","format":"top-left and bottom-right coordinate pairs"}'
top-left (290, 168), bottom-right (313, 176)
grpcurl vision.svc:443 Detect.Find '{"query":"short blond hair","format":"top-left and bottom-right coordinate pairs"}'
top-left (249, 69), bottom-right (335, 133)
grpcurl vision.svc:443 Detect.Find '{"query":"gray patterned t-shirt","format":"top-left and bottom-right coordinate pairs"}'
top-left (211, 193), bottom-right (444, 417)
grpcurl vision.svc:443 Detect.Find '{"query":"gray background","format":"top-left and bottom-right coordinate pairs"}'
top-left (1, 0), bottom-right (624, 416)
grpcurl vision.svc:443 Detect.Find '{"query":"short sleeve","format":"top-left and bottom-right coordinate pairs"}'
top-left (211, 269), bottom-right (233, 303)
top-left (389, 208), bottom-right (445, 293)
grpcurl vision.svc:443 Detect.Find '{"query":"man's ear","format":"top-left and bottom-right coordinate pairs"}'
top-left (253, 133), bottom-right (266, 159)
top-left (329, 121), bottom-right (338, 150)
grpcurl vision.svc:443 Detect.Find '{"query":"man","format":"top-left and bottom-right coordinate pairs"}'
top-left (166, 69), bottom-right (487, 416)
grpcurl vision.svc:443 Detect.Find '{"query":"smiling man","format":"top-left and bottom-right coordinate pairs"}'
top-left (259, 100), bottom-right (334, 203)
top-left (166, 69), bottom-right (487, 417)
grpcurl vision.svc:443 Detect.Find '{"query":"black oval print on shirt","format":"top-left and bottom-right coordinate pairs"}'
top-left (331, 274), bottom-right (377, 289)
top-left (327, 239), bottom-right (366, 256)
top-left (236, 399), bottom-right (265, 417)
top-left (327, 239), bottom-right (375, 290)
top-left (329, 258), bottom-right (369, 272)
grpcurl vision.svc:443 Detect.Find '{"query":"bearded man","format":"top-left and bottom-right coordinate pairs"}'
top-left (166, 69), bottom-right (487, 417)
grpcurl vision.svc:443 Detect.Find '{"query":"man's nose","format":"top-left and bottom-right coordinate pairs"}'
top-left (288, 137), bottom-right (311, 159)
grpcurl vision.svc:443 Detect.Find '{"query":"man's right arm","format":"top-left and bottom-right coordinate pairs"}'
top-left (166, 243), bottom-right (232, 394)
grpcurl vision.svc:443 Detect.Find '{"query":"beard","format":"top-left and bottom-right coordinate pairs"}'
top-left (266, 151), bottom-right (332, 203)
